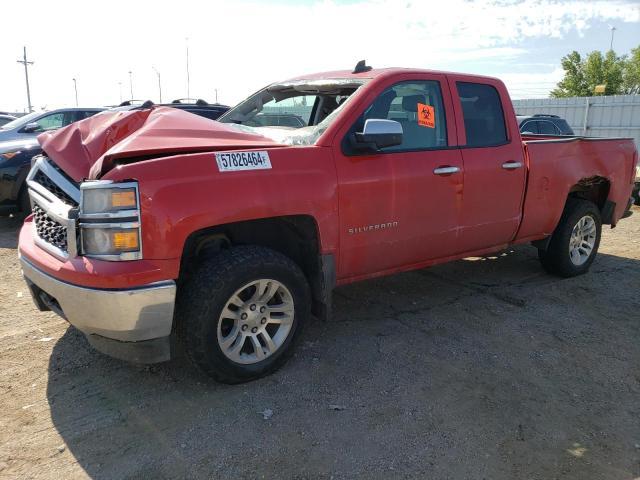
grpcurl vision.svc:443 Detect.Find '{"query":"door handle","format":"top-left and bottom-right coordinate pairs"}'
top-left (433, 166), bottom-right (460, 175)
top-left (502, 161), bottom-right (523, 170)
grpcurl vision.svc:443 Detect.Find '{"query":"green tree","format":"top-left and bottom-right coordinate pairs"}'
top-left (551, 48), bottom-right (631, 97)
top-left (551, 51), bottom-right (589, 97)
top-left (622, 46), bottom-right (640, 94)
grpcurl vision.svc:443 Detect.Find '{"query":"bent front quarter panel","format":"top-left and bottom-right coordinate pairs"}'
top-left (516, 137), bottom-right (637, 241)
top-left (103, 146), bottom-right (340, 260)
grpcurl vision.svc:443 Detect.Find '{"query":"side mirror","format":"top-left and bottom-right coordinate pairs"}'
top-left (21, 122), bottom-right (41, 133)
top-left (353, 119), bottom-right (403, 151)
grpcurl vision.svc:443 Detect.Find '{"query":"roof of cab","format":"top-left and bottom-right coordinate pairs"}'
top-left (283, 67), bottom-right (503, 84)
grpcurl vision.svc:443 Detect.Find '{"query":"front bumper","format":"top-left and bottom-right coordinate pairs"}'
top-left (21, 256), bottom-right (176, 363)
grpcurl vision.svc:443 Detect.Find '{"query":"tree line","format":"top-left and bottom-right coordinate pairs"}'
top-left (552, 46), bottom-right (640, 97)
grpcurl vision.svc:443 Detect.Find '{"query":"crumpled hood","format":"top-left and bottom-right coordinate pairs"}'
top-left (37, 106), bottom-right (283, 181)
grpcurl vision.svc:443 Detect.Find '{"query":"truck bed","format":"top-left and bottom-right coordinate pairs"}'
top-left (516, 136), bottom-right (637, 242)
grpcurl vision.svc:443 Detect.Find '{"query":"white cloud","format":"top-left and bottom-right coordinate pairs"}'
top-left (501, 67), bottom-right (566, 99)
top-left (0, 0), bottom-right (638, 112)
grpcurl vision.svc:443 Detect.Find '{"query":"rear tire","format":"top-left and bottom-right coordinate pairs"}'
top-left (176, 245), bottom-right (310, 384)
top-left (538, 198), bottom-right (602, 277)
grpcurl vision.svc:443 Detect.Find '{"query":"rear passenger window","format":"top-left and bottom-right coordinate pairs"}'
top-left (456, 82), bottom-right (507, 147)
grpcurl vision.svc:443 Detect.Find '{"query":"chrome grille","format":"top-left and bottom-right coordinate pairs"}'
top-left (33, 171), bottom-right (78, 206)
top-left (27, 157), bottom-right (80, 259)
top-left (32, 204), bottom-right (68, 251)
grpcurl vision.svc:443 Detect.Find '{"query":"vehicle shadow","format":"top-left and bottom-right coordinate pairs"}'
top-left (0, 214), bottom-right (23, 249)
top-left (45, 245), bottom-right (640, 479)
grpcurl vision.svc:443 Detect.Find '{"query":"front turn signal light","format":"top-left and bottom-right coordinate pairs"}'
top-left (111, 190), bottom-right (137, 209)
top-left (112, 230), bottom-right (139, 250)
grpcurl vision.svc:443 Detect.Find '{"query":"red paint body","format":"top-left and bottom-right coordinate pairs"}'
top-left (20, 68), bottom-right (638, 290)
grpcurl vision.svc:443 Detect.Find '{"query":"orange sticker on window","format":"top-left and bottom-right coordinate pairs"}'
top-left (417, 103), bottom-right (435, 128)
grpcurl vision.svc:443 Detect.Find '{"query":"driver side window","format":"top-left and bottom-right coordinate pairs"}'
top-left (351, 81), bottom-right (448, 152)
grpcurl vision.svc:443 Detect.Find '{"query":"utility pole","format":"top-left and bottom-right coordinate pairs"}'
top-left (17, 46), bottom-right (34, 113)
top-left (609, 25), bottom-right (616, 51)
top-left (186, 37), bottom-right (190, 99)
top-left (214, 88), bottom-right (218, 103)
top-left (73, 78), bottom-right (78, 106)
top-left (153, 67), bottom-right (162, 103)
top-left (128, 70), bottom-right (133, 100)
top-left (118, 82), bottom-right (123, 103)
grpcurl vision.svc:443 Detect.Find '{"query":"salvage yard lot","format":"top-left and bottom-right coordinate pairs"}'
top-left (0, 209), bottom-right (639, 480)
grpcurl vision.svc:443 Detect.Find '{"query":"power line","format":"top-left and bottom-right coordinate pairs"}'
top-left (17, 46), bottom-right (34, 113)
top-left (152, 67), bottom-right (162, 103)
top-left (72, 78), bottom-right (78, 106)
top-left (186, 37), bottom-right (190, 99)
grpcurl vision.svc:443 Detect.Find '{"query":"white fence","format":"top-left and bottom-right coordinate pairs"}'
top-left (512, 95), bottom-right (640, 147)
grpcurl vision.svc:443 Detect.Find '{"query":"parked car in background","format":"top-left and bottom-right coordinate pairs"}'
top-left (0, 114), bottom-right (17, 127)
top-left (517, 114), bottom-right (575, 135)
top-left (245, 113), bottom-right (306, 127)
top-left (117, 98), bottom-right (229, 121)
top-left (0, 108), bottom-right (105, 142)
top-left (0, 137), bottom-right (41, 214)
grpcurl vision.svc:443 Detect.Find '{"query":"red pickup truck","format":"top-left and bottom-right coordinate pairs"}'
top-left (19, 64), bottom-right (638, 383)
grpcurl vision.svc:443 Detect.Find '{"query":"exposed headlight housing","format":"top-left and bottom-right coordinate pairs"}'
top-left (79, 181), bottom-right (142, 261)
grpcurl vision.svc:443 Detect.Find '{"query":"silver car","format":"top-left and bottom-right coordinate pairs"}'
top-left (0, 108), bottom-right (104, 142)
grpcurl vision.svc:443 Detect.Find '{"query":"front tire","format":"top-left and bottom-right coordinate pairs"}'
top-left (176, 246), bottom-right (310, 384)
top-left (538, 198), bottom-right (602, 277)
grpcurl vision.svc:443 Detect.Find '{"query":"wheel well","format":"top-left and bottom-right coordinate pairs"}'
top-left (568, 176), bottom-right (610, 211)
top-left (180, 215), bottom-right (333, 319)
top-left (535, 176), bottom-right (613, 251)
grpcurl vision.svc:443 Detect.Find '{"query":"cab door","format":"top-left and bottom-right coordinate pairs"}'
top-left (447, 77), bottom-right (527, 253)
top-left (332, 74), bottom-right (463, 280)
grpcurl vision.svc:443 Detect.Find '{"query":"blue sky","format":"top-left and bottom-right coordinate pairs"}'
top-left (1, 0), bottom-right (639, 112)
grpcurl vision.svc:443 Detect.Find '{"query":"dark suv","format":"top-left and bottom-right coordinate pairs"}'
top-left (117, 98), bottom-right (229, 120)
top-left (517, 114), bottom-right (574, 136)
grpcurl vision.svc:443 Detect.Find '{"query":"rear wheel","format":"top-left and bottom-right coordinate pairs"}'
top-left (176, 245), bottom-right (310, 384)
top-left (538, 198), bottom-right (602, 277)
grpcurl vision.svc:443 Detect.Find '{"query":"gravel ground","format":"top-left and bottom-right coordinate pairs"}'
top-left (0, 208), bottom-right (639, 480)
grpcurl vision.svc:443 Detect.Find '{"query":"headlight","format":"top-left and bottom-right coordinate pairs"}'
top-left (82, 186), bottom-right (137, 214)
top-left (79, 181), bottom-right (142, 261)
top-left (82, 226), bottom-right (140, 255)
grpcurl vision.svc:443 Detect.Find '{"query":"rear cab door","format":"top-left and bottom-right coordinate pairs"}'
top-left (446, 76), bottom-right (527, 253)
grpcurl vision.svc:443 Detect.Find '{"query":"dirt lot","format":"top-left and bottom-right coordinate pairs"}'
top-left (0, 208), bottom-right (639, 480)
